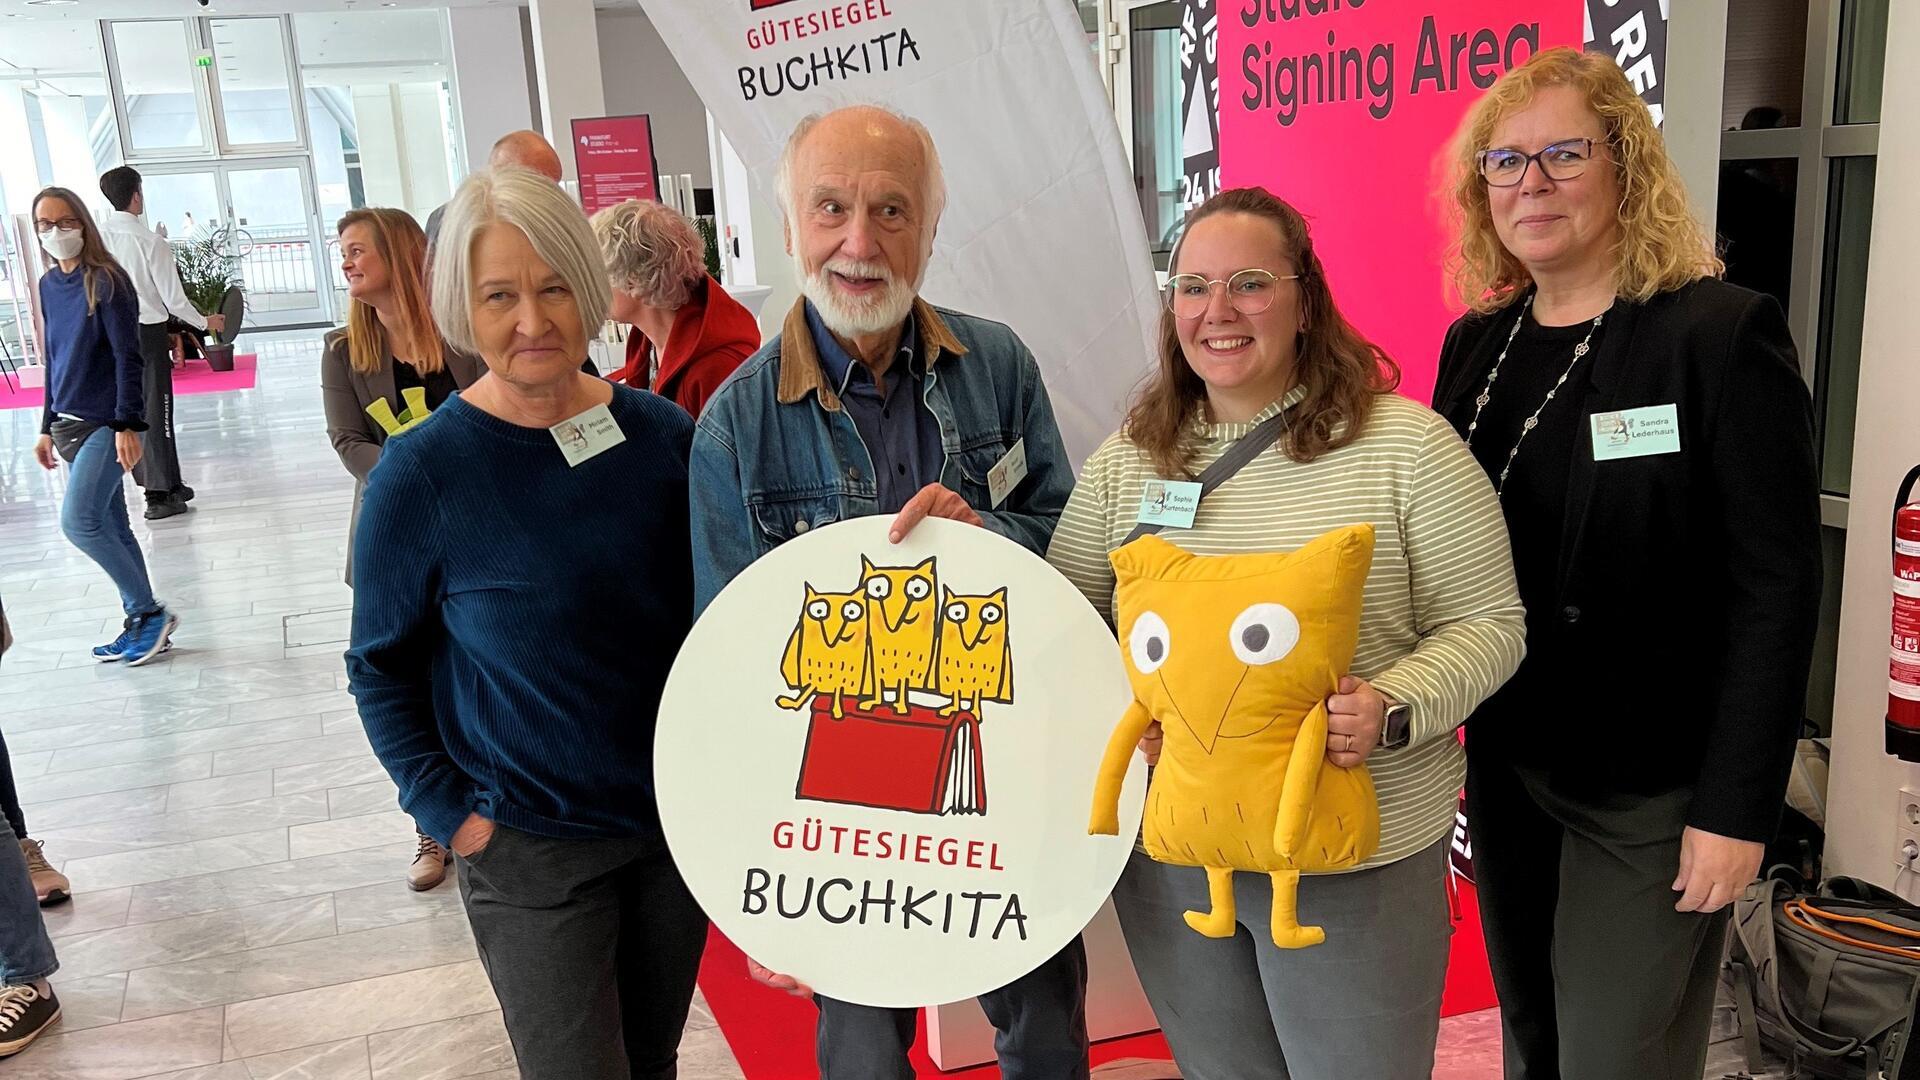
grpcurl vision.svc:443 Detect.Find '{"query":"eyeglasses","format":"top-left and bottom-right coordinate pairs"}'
top-left (1476, 138), bottom-right (1599, 187)
top-left (32, 218), bottom-right (81, 235)
top-left (1165, 268), bottom-right (1300, 320)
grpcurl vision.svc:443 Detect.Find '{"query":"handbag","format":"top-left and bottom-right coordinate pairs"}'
top-left (1726, 873), bottom-right (1920, 1078)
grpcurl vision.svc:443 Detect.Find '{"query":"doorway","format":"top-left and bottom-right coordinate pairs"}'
top-left (139, 157), bottom-right (329, 329)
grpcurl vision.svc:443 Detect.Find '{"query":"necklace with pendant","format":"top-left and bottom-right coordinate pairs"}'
top-left (1463, 294), bottom-right (1605, 496)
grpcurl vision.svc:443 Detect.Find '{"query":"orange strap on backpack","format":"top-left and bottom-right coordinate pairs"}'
top-left (1784, 899), bottom-right (1920, 961)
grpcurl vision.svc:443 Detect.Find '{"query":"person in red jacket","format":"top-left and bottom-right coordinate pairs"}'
top-left (591, 199), bottom-right (760, 417)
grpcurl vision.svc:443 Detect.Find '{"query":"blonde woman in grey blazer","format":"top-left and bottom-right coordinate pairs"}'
top-left (322, 207), bottom-right (483, 892)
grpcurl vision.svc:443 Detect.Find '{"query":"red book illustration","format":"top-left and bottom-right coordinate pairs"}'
top-left (796, 696), bottom-right (988, 816)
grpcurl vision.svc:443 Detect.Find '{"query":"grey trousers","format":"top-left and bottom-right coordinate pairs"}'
top-left (814, 937), bottom-right (1090, 1080)
top-left (455, 826), bottom-right (708, 1080)
top-left (1466, 759), bottom-right (1729, 1080)
top-left (130, 322), bottom-right (181, 496)
top-left (1112, 839), bottom-right (1452, 1080)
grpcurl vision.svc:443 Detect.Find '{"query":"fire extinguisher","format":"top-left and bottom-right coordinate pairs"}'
top-left (1887, 465), bottom-right (1920, 760)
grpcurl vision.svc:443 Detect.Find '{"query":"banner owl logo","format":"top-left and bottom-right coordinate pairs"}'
top-left (857, 556), bottom-right (938, 715)
top-left (777, 586), bottom-right (869, 720)
top-left (935, 588), bottom-right (1012, 718)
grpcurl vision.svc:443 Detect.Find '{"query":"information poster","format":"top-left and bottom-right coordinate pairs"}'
top-left (571, 114), bottom-right (660, 215)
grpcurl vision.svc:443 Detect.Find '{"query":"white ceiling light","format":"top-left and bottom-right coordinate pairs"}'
top-left (24, 0), bottom-right (81, 6)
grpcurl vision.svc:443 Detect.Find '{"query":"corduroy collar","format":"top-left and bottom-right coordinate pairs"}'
top-left (774, 295), bottom-right (969, 410)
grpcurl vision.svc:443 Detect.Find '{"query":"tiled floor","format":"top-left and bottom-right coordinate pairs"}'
top-left (0, 333), bottom-right (1781, 1079)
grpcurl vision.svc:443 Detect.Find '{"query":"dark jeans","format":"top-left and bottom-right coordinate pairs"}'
top-left (814, 936), bottom-right (1090, 1080)
top-left (131, 322), bottom-right (182, 496)
top-left (1466, 755), bottom-right (1729, 1080)
top-left (455, 825), bottom-right (708, 1080)
top-left (0, 725), bottom-right (22, 839)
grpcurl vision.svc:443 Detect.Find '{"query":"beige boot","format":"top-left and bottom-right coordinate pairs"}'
top-left (19, 839), bottom-right (70, 907)
top-left (408, 832), bottom-right (450, 892)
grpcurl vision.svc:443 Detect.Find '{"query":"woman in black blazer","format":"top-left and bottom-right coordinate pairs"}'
top-left (320, 207), bottom-right (482, 892)
top-left (1433, 49), bottom-right (1821, 1080)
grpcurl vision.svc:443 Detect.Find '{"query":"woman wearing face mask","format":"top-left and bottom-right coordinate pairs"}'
top-left (1431, 49), bottom-right (1821, 1080)
top-left (320, 207), bottom-right (483, 892)
top-left (29, 188), bottom-right (178, 667)
top-left (1046, 186), bottom-right (1525, 1078)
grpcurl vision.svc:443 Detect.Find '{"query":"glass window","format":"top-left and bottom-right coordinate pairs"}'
top-left (1716, 158), bottom-right (1796, 312)
top-left (1130, 1), bottom-right (1182, 270)
top-left (114, 20), bottom-right (207, 155)
top-left (141, 170), bottom-right (222, 246)
top-left (1721, 0), bottom-right (1807, 130)
top-left (1835, 0), bottom-right (1889, 124)
top-left (210, 18), bottom-right (299, 148)
top-left (1815, 157), bottom-right (1874, 497)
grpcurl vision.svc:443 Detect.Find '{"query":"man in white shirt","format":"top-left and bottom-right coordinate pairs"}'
top-left (98, 166), bottom-right (224, 520)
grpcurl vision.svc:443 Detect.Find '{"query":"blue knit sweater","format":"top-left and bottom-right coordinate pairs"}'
top-left (38, 263), bottom-right (144, 435)
top-left (346, 385), bottom-right (695, 846)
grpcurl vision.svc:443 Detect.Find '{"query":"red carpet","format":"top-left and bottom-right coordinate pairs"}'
top-left (0, 353), bottom-right (258, 411)
top-left (697, 927), bottom-right (1174, 1078)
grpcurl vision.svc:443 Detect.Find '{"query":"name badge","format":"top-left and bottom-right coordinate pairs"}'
top-left (987, 439), bottom-right (1028, 509)
top-left (549, 403), bottom-right (627, 468)
top-left (1136, 479), bottom-right (1202, 530)
top-left (1590, 404), bottom-right (1682, 462)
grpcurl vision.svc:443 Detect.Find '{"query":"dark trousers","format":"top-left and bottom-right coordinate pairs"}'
top-left (131, 321), bottom-right (181, 496)
top-left (455, 826), bottom-right (709, 1080)
top-left (815, 936), bottom-right (1090, 1080)
top-left (0, 725), bottom-right (22, 839)
top-left (1466, 755), bottom-right (1729, 1080)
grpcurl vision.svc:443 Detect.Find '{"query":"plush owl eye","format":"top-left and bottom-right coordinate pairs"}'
top-left (807, 599), bottom-right (831, 620)
top-left (946, 602), bottom-right (968, 622)
top-left (1230, 603), bottom-right (1301, 666)
top-left (980, 604), bottom-right (1003, 625)
top-left (906, 576), bottom-right (932, 601)
top-left (866, 577), bottom-right (891, 600)
top-left (1129, 611), bottom-right (1171, 674)
top-left (841, 601), bottom-right (864, 621)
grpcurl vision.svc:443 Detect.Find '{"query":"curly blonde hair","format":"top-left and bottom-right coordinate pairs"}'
top-left (1446, 47), bottom-right (1722, 313)
top-left (590, 199), bottom-right (706, 311)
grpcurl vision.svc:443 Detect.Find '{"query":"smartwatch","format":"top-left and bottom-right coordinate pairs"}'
top-left (1380, 700), bottom-right (1412, 751)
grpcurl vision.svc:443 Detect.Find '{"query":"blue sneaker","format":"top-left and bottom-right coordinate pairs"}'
top-left (92, 619), bottom-right (137, 662)
top-left (125, 609), bottom-right (179, 668)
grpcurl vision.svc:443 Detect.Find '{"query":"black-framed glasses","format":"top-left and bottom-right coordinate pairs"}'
top-left (1165, 268), bottom-right (1300, 319)
top-left (33, 218), bottom-right (82, 235)
top-left (1476, 138), bottom-right (1598, 187)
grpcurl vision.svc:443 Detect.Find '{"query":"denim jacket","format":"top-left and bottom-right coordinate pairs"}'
top-left (691, 297), bottom-right (1074, 613)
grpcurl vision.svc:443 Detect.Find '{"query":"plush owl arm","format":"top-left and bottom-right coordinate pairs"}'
top-left (1273, 699), bottom-right (1332, 861)
top-left (1090, 700), bottom-right (1154, 835)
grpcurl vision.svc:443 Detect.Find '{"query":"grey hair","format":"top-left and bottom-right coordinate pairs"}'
top-left (591, 199), bottom-right (706, 311)
top-left (773, 105), bottom-right (948, 229)
top-left (430, 166), bottom-right (612, 355)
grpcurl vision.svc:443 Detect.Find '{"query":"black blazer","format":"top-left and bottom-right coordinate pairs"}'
top-left (1433, 278), bottom-right (1821, 843)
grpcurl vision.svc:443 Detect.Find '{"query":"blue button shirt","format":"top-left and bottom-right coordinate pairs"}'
top-left (804, 301), bottom-right (944, 513)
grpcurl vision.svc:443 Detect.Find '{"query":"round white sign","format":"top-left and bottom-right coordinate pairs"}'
top-left (656, 517), bottom-right (1146, 1007)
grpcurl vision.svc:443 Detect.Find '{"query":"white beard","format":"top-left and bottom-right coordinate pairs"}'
top-left (795, 253), bottom-right (920, 339)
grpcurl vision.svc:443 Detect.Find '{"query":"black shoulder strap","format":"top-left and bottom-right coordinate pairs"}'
top-left (1123, 407), bottom-right (1290, 546)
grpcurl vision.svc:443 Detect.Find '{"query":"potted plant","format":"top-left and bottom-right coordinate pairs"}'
top-left (175, 235), bottom-right (240, 371)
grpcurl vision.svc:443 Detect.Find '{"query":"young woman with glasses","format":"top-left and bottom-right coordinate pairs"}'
top-left (1046, 186), bottom-right (1526, 1078)
top-left (28, 187), bottom-right (179, 667)
top-left (1432, 48), bottom-right (1820, 1079)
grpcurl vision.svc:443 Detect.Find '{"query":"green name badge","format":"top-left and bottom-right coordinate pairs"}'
top-left (1590, 403), bottom-right (1682, 462)
top-left (1137, 479), bottom-right (1202, 530)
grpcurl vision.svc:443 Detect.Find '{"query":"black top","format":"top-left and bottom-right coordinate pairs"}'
top-left (392, 357), bottom-right (459, 413)
top-left (1434, 279), bottom-right (1821, 843)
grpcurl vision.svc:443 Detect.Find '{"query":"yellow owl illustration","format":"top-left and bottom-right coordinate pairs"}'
top-left (858, 555), bottom-right (938, 715)
top-left (778, 586), bottom-right (870, 720)
top-left (935, 587), bottom-right (1013, 718)
top-left (1088, 526), bottom-right (1381, 950)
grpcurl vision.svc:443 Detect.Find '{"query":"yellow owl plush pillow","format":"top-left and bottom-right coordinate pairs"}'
top-left (1088, 525), bottom-right (1380, 949)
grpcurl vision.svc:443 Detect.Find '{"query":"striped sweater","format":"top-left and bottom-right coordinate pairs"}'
top-left (1046, 389), bottom-right (1526, 869)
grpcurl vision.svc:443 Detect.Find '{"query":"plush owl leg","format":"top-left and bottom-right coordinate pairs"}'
top-left (1183, 867), bottom-right (1238, 938)
top-left (1266, 869), bottom-right (1325, 949)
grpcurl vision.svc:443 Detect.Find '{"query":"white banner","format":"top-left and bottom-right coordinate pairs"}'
top-left (637, 0), bottom-right (1162, 465)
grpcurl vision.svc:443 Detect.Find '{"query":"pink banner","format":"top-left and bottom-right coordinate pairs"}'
top-left (1220, 2), bottom-right (1584, 403)
top-left (572, 114), bottom-right (661, 215)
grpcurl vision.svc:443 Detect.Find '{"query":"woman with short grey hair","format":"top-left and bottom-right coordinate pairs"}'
top-left (347, 165), bottom-right (707, 1080)
top-left (591, 198), bottom-right (758, 416)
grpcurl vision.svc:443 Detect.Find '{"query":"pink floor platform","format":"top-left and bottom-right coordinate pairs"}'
top-left (0, 353), bottom-right (258, 411)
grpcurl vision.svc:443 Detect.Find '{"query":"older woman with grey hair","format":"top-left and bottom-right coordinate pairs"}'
top-left (346, 165), bottom-right (706, 1080)
top-left (592, 199), bottom-right (759, 416)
